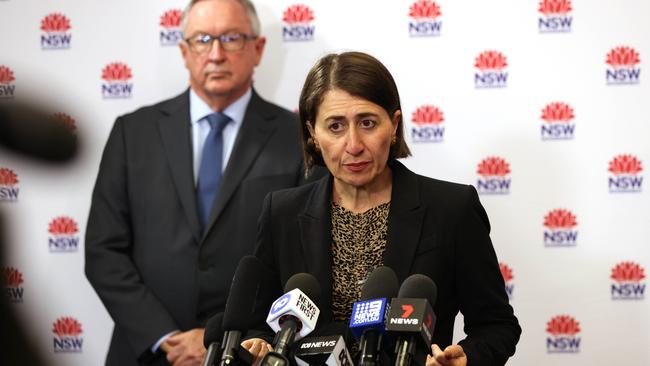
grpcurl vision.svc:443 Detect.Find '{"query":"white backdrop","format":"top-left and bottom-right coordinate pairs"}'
top-left (1, 0), bottom-right (649, 365)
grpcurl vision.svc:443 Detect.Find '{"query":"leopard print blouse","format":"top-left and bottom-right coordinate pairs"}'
top-left (330, 201), bottom-right (390, 321)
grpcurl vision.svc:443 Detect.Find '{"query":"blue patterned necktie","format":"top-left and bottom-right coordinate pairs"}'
top-left (197, 112), bottom-right (231, 230)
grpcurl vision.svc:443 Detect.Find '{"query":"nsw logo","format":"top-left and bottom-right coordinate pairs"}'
top-left (606, 46), bottom-right (641, 85)
top-left (476, 157), bottom-right (511, 195)
top-left (611, 261), bottom-right (645, 300)
top-left (101, 62), bottom-right (133, 99)
top-left (608, 154), bottom-right (643, 193)
top-left (282, 4), bottom-right (315, 42)
top-left (48, 216), bottom-right (80, 253)
top-left (538, 0), bottom-right (573, 33)
top-left (40, 13), bottom-right (72, 50)
top-left (499, 263), bottom-right (514, 299)
top-left (52, 317), bottom-right (83, 353)
top-left (160, 9), bottom-right (183, 46)
top-left (546, 315), bottom-right (581, 353)
top-left (2, 266), bottom-right (24, 303)
top-left (51, 112), bottom-right (77, 132)
top-left (0, 65), bottom-right (16, 99)
top-left (540, 102), bottom-right (575, 140)
top-left (0, 168), bottom-right (20, 202)
top-left (411, 105), bottom-right (445, 143)
top-left (543, 209), bottom-right (578, 247)
top-left (474, 51), bottom-right (508, 88)
top-left (408, 0), bottom-right (442, 37)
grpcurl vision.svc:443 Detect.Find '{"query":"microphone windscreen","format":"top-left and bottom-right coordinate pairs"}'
top-left (397, 274), bottom-right (438, 306)
top-left (360, 266), bottom-right (399, 300)
top-left (223, 255), bottom-right (267, 330)
top-left (284, 273), bottom-right (321, 306)
top-left (203, 312), bottom-right (224, 348)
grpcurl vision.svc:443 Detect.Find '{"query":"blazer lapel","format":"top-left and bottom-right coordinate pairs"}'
top-left (384, 160), bottom-right (426, 283)
top-left (298, 175), bottom-right (334, 321)
top-left (202, 91), bottom-right (277, 240)
top-left (157, 90), bottom-right (202, 243)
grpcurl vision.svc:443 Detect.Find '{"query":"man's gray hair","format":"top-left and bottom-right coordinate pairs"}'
top-left (180, 0), bottom-right (261, 37)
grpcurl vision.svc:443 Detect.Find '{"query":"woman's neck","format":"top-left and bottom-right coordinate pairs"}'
top-left (332, 168), bottom-right (393, 213)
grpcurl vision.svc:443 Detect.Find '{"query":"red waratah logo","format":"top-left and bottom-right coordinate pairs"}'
top-left (544, 209), bottom-right (577, 229)
top-left (2, 267), bottom-right (24, 287)
top-left (538, 0), bottom-right (572, 15)
top-left (101, 62), bottom-right (132, 82)
top-left (0, 168), bottom-right (19, 186)
top-left (606, 47), bottom-right (641, 68)
top-left (51, 112), bottom-right (77, 131)
top-left (52, 317), bottom-right (83, 337)
top-left (48, 216), bottom-right (79, 235)
top-left (541, 102), bottom-right (574, 122)
top-left (546, 315), bottom-right (581, 336)
top-left (412, 105), bottom-right (444, 125)
top-left (611, 262), bottom-right (646, 282)
top-left (477, 157), bottom-right (511, 177)
top-left (283, 5), bottom-right (314, 24)
top-left (40, 13), bottom-right (71, 32)
top-left (0, 66), bottom-right (15, 84)
top-left (474, 51), bottom-right (508, 71)
top-left (409, 0), bottom-right (442, 20)
top-left (499, 263), bottom-right (513, 282)
top-left (608, 154), bottom-right (643, 175)
top-left (160, 9), bottom-right (182, 28)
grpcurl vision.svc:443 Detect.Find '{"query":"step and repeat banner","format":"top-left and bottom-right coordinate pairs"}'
top-left (1, 0), bottom-right (648, 365)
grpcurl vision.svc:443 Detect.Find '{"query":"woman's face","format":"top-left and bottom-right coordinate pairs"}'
top-left (309, 89), bottom-right (399, 189)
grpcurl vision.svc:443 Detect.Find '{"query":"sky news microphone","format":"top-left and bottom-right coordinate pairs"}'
top-left (293, 335), bottom-right (353, 366)
top-left (260, 273), bottom-right (321, 366)
top-left (202, 312), bottom-right (224, 366)
top-left (386, 274), bottom-right (437, 366)
top-left (216, 255), bottom-right (269, 366)
top-left (349, 266), bottom-right (399, 366)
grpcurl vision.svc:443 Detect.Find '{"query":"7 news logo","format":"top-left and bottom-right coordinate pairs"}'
top-left (40, 13), bottom-right (72, 49)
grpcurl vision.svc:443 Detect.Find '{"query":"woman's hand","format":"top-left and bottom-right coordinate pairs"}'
top-left (426, 344), bottom-right (467, 366)
top-left (241, 338), bottom-right (273, 365)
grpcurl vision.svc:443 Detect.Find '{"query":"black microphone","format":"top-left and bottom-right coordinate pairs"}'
top-left (202, 312), bottom-right (224, 366)
top-left (349, 266), bottom-right (399, 366)
top-left (293, 335), bottom-right (354, 366)
top-left (386, 274), bottom-right (437, 366)
top-left (217, 255), bottom-right (270, 366)
top-left (260, 273), bottom-right (321, 366)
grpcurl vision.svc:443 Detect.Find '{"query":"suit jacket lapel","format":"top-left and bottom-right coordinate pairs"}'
top-left (384, 160), bottom-right (425, 283)
top-left (202, 91), bottom-right (277, 240)
top-left (157, 90), bottom-right (202, 243)
top-left (298, 175), bottom-right (334, 321)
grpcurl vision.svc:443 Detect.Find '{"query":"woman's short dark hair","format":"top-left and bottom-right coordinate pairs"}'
top-left (298, 51), bottom-right (411, 175)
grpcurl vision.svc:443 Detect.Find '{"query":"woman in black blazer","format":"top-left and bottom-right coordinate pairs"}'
top-left (244, 52), bottom-right (520, 366)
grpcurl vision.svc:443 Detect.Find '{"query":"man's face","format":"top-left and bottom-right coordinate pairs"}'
top-left (180, 0), bottom-right (265, 104)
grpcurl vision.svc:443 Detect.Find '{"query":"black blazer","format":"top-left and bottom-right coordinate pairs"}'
top-left (254, 160), bottom-right (521, 366)
top-left (85, 90), bottom-right (311, 365)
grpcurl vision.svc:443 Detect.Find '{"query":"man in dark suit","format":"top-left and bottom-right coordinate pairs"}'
top-left (85, 1), bottom-right (311, 365)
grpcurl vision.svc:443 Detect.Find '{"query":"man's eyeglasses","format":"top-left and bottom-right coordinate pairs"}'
top-left (184, 32), bottom-right (257, 53)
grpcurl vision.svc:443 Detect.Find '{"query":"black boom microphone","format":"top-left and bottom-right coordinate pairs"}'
top-left (202, 312), bottom-right (224, 366)
top-left (216, 255), bottom-right (271, 366)
top-left (386, 274), bottom-right (438, 366)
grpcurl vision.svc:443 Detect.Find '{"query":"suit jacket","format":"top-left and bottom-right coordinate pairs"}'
top-left (253, 160), bottom-right (521, 366)
top-left (85, 89), bottom-right (312, 365)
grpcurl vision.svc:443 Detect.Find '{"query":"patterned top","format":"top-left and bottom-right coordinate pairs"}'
top-left (330, 201), bottom-right (390, 321)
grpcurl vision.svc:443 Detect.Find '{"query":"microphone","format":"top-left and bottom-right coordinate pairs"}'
top-left (386, 274), bottom-right (437, 366)
top-left (202, 312), bottom-right (224, 366)
top-left (349, 266), bottom-right (399, 366)
top-left (293, 335), bottom-right (353, 366)
top-left (260, 273), bottom-right (321, 366)
top-left (217, 255), bottom-right (269, 366)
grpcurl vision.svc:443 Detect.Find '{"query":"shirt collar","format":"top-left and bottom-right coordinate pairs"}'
top-left (189, 88), bottom-right (252, 126)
